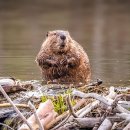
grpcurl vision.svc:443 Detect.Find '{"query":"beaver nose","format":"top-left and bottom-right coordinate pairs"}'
top-left (60, 35), bottom-right (66, 41)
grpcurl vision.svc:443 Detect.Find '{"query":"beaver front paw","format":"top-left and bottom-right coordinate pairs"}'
top-left (38, 59), bottom-right (58, 69)
top-left (67, 57), bottom-right (77, 68)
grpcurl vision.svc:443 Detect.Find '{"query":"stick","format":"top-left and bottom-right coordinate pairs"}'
top-left (0, 122), bottom-right (14, 130)
top-left (72, 89), bottom-right (112, 106)
top-left (98, 118), bottom-right (112, 130)
top-left (116, 113), bottom-right (130, 122)
top-left (123, 122), bottom-right (130, 130)
top-left (74, 117), bottom-right (101, 128)
top-left (79, 79), bottom-right (103, 89)
top-left (118, 101), bottom-right (130, 109)
top-left (0, 103), bottom-right (29, 108)
top-left (51, 114), bottom-right (71, 130)
top-left (66, 95), bottom-right (78, 118)
top-left (0, 85), bottom-right (33, 130)
top-left (78, 100), bottom-right (99, 118)
top-left (28, 101), bottom-right (44, 130)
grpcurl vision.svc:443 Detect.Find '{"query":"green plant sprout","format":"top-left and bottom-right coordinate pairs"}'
top-left (41, 89), bottom-right (76, 114)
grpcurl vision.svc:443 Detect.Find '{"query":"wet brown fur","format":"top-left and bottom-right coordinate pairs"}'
top-left (36, 30), bottom-right (91, 84)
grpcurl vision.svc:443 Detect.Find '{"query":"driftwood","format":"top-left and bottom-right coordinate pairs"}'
top-left (28, 101), bottom-right (44, 130)
top-left (98, 118), bottom-right (112, 130)
top-left (0, 78), bottom-right (27, 94)
top-left (74, 117), bottom-right (101, 128)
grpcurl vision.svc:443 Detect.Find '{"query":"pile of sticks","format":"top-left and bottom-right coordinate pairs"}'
top-left (47, 87), bottom-right (130, 130)
top-left (0, 78), bottom-right (130, 130)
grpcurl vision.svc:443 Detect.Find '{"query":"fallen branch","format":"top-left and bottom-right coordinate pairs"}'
top-left (78, 79), bottom-right (103, 90)
top-left (74, 117), bottom-right (101, 128)
top-left (66, 95), bottom-right (78, 118)
top-left (0, 103), bottom-right (29, 108)
top-left (28, 101), bottom-right (44, 130)
top-left (72, 89), bottom-right (112, 106)
top-left (123, 122), bottom-right (130, 130)
top-left (78, 100), bottom-right (99, 118)
top-left (51, 114), bottom-right (71, 130)
top-left (116, 113), bottom-right (130, 122)
top-left (118, 101), bottom-right (130, 109)
top-left (0, 122), bottom-right (14, 130)
top-left (97, 118), bottom-right (112, 130)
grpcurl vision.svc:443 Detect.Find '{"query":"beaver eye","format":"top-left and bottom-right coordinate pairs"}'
top-left (46, 32), bottom-right (49, 37)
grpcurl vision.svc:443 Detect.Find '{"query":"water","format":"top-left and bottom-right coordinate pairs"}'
top-left (0, 0), bottom-right (130, 85)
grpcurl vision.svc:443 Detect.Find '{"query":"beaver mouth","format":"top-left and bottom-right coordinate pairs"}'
top-left (60, 42), bottom-right (66, 49)
top-left (60, 44), bottom-right (65, 48)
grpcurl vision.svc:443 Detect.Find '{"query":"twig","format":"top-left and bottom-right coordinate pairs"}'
top-left (0, 85), bottom-right (33, 130)
top-left (123, 122), bottom-right (130, 130)
top-left (118, 101), bottom-right (130, 109)
top-left (0, 103), bottom-right (29, 108)
top-left (116, 113), bottom-right (130, 122)
top-left (74, 117), bottom-right (101, 128)
top-left (66, 95), bottom-right (78, 118)
top-left (78, 100), bottom-right (99, 118)
top-left (51, 114), bottom-right (71, 130)
top-left (111, 122), bottom-right (118, 130)
top-left (72, 89), bottom-right (112, 106)
top-left (80, 79), bottom-right (103, 89)
top-left (0, 122), bottom-right (14, 130)
top-left (28, 101), bottom-right (44, 130)
top-left (114, 120), bottom-right (126, 129)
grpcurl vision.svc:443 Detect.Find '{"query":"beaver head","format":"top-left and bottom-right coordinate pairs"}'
top-left (43, 30), bottom-right (72, 54)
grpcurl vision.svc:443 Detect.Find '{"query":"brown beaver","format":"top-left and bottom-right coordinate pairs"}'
top-left (36, 30), bottom-right (91, 84)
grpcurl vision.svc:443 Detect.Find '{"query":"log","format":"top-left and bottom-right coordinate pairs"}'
top-left (98, 118), bottom-right (112, 130)
top-left (0, 78), bottom-right (15, 86)
top-left (74, 117), bottom-right (100, 128)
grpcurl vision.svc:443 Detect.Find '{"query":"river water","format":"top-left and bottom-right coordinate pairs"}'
top-left (0, 0), bottom-right (130, 85)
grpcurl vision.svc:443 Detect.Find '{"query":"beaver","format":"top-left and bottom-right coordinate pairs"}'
top-left (36, 30), bottom-right (91, 84)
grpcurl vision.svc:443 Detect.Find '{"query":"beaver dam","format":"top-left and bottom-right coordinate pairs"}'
top-left (0, 77), bottom-right (130, 130)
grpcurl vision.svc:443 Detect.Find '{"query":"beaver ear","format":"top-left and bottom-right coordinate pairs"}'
top-left (66, 31), bottom-right (70, 35)
top-left (46, 31), bottom-right (50, 37)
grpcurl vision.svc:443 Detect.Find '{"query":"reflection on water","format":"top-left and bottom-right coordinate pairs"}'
top-left (0, 0), bottom-right (130, 85)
